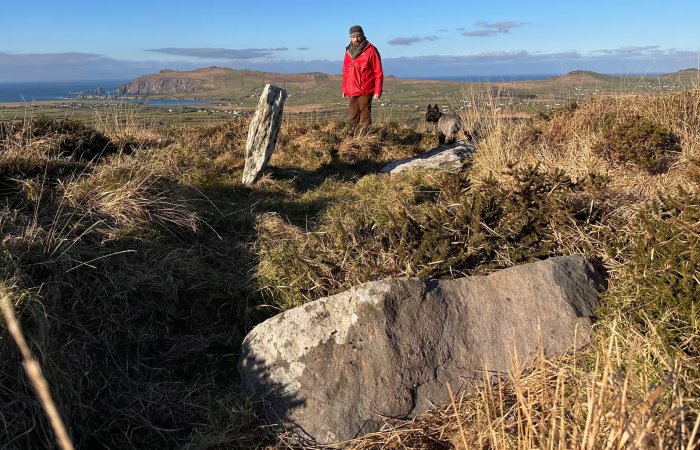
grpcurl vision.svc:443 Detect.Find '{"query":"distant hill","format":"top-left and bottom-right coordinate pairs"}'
top-left (548, 69), bottom-right (700, 83)
top-left (115, 66), bottom-right (341, 99)
top-left (549, 71), bottom-right (616, 82)
top-left (660, 68), bottom-right (700, 81)
top-left (666, 68), bottom-right (700, 75)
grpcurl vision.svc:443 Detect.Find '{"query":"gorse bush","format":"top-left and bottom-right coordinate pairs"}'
top-left (258, 165), bottom-right (603, 308)
top-left (605, 184), bottom-right (700, 358)
top-left (594, 115), bottom-right (681, 174)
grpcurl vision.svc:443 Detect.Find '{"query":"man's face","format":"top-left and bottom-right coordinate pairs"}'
top-left (350, 34), bottom-right (364, 46)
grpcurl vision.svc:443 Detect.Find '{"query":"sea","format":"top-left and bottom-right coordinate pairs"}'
top-left (0, 80), bottom-right (209, 106)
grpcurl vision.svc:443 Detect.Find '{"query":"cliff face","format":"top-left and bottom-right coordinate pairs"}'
top-left (115, 77), bottom-right (204, 95)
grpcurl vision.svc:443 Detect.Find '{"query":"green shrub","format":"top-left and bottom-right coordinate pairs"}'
top-left (605, 186), bottom-right (700, 357)
top-left (594, 116), bottom-right (681, 174)
top-left (257, 166), bottom-right (603, 308)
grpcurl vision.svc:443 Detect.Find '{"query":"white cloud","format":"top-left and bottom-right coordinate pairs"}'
top-left (462, 21), bottom-right (525, 37)
top-left (0, 51), bottom-right (202, 81)
top-left (387, 36), bottom-right (439, 46)
top-left (593, 46), bottom-right (664, 57)
top-left (148, 47), bottom-right (288, 60)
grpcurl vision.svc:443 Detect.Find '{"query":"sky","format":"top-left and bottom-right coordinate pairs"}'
top-left (1, 0), bottom-right (699, 82)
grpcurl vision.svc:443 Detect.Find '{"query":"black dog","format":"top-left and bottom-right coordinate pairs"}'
top-left (425, 104), bottom-right (462, 145)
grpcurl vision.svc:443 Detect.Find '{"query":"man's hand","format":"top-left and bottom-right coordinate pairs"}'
top-left (373, 93), bottom-right (380, 100)
top-left (342, 93), bottom-right (347, 98)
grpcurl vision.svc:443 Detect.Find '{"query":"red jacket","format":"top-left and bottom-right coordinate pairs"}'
top-left (342, 42), bottom-right (383, 97)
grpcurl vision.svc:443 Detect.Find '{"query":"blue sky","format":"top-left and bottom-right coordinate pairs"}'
top-left (1, 0), bottom-right (699, 81)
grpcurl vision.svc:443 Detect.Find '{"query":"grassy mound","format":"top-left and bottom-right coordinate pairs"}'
top-left (0, 116), bottom-right (117, 161)
top-left (0, 92), bottom-right (699, 449)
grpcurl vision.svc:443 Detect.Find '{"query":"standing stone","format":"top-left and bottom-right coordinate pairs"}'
top-left (238, 256), bottom-right (605, 444)
top-left (242, 84), bottom-right (287, 185)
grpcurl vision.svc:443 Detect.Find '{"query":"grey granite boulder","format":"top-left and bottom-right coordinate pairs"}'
top-left (238, 256), bottom-right (604, 444)
top-left (379, 141), bottom-right (475, 174)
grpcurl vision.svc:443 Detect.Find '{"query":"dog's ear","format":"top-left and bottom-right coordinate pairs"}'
top-left (427, 104), bottom-right (432, 110)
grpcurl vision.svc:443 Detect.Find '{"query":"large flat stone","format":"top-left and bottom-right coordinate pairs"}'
top-left (379, 141), bottom-right (475, 174)
top-left (239, 256), bottom-right (604, 444)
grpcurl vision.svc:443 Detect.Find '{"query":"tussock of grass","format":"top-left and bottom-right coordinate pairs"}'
top-left (337, 126), bottom-right (384, 163)
top-left (0, 116), bottom-right (263, 448)
top-left (63, 163), bottom-right (201, 233)
top-left (1, 116), bottom-right (116, 161)
top-left (1, 91), bottom-right (699, 449)
top-left (271, 121), bottom-right (426, 189)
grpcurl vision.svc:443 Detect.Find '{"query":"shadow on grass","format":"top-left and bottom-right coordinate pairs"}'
top-left (266, 158), bottom-right (386, 192)
top-left (188, 180), bottom-right (335, 231)
top-left (188, 153), bottom-right (389, 231)
top-left (238, 340), bottom-right (314, 445)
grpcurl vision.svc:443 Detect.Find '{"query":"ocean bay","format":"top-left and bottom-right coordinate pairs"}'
top-left (0, 80), bottom-right (211, 106)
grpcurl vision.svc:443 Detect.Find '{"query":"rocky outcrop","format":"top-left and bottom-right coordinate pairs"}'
top-left (380, 141), bottom-right (475, 174)
top-left (115, 77), bottom-right (203, 95)
top-left (238, 256), bottom-right (605, 444)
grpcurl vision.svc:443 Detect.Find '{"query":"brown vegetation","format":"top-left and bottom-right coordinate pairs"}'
top-left (0, 88), bottom-right (699, 449)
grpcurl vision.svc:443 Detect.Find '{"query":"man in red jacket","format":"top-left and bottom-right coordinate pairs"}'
top-left (342, 25), bottom-right (383, 125)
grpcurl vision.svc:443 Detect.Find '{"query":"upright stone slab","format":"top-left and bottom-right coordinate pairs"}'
top-left (241, 84), bottom-right (287, 185)
top-left (238, 256), bottom-right (605, 444)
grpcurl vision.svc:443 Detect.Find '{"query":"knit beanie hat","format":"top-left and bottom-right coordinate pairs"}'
top-left (349, 25), bottom-right (364, 36)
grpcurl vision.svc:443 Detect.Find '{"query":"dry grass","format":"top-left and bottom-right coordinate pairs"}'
top-left (92, 99), bottom-right (172, 151)
top-left (62, 159), bottom-right (201, 232)
top-left (337, 126), bottom-right (384, 162)
top-left (467, 90), bottom-right (700, 201)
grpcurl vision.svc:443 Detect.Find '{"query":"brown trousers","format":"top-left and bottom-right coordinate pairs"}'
top-left (348, 95), bottom-right (373, 125)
